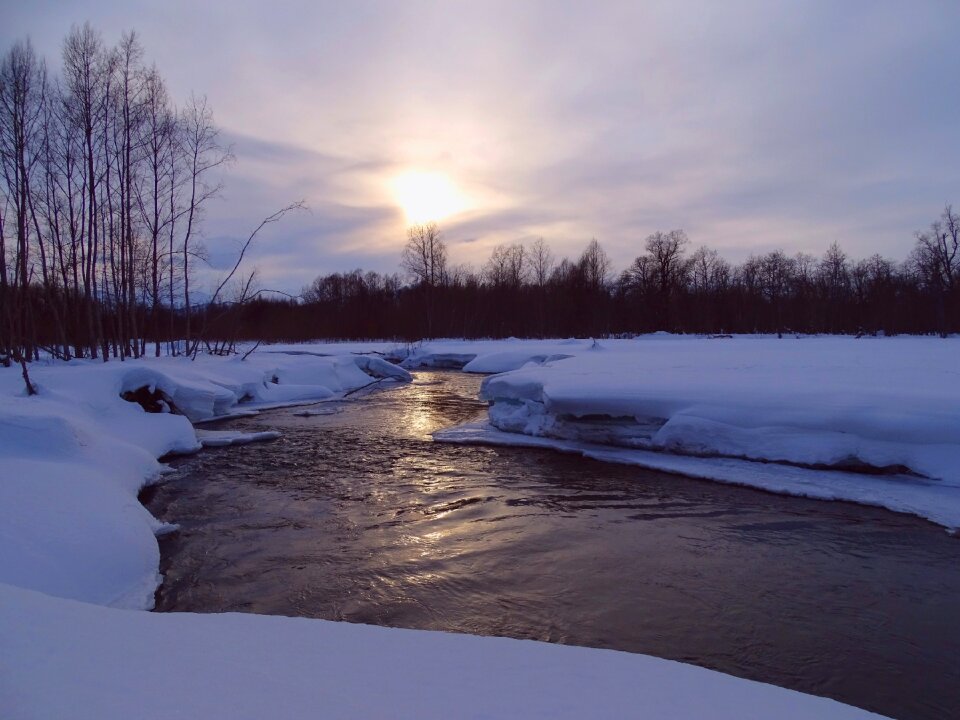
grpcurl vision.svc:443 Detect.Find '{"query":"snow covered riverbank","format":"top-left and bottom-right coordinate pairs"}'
top-left (275, 335), bottom-right (960, 531)
top-left (1, 580), bottom-right (882, 720)
top-left (0, 342), bottom-right (911, 718)
top-left (0, 352), bottom-right (409, 609)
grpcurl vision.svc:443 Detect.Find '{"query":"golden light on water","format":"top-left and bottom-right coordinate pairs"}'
top-left (391, 170), bottom-right (468, 225)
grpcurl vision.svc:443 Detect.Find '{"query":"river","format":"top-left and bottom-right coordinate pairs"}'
top-left (143, 371), bottom-right (960, 720)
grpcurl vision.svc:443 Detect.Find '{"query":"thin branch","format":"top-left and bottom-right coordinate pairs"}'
top-left (206, 200), bottom-right (305, 307)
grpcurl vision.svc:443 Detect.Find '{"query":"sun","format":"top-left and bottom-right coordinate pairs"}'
top-left (391, 171), bottom-right (467, 225)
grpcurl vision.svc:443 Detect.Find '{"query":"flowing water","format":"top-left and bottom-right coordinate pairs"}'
top-left (144, 371), bottom-right (960, 720)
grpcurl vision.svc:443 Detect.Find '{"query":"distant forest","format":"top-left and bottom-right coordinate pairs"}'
top-left (273, 213), bottom-right (959, 341)
top-left (2, 27), bottom-right (958, 380)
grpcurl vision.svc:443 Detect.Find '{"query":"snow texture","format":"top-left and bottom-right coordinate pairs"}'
top-left (0, 339), bottom-right (920, 718)
top-left (462, 336), bottom-right (960, 530)
top-left (0, 582), bottom-right (884, 720)
top-left (273, 336), bottom-right (960, 530)
top-left (435, 422), bottom-right (960, 531)
top-left (0, 351), bottom-right (406, 607)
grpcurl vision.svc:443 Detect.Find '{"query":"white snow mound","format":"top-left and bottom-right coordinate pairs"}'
top-left (0, 351), bottom-right (409, 607)
top-left (0, 582), bottom-right (885, 720)
top-left (471, 336), bottom-right (960, 530)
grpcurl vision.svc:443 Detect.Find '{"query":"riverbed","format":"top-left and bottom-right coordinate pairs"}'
top-left (144, 371), bottom-right (960, 720)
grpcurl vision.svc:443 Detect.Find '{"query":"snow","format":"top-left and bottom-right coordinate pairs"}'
top-left (351, 353), bottom-right (417, 381)
top-left (0, 582), bottom-right (884, 720)
top-left (265, 338), bottom-right (610, 372)
top-left (462, 350), bottom-right (574, 373)
top-left (458, 336), bottom-right (960, 531)
top-left (0, 369), bottom-right (195, 609)
top-left (269, 336), bottom-right (960, 530)
top-left (0, 351), bottom-right (406, 607)
top-left (1, 338), bottom-right (930, 718)
top-left (436, 422), bottom-right (960, 531)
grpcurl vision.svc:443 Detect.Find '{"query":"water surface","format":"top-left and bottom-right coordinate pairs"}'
top-left (146, 371), bottom-right (960, 720)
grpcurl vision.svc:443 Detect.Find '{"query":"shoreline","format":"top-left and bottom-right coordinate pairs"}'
top-left (5, 338), bottom-right (949, 718)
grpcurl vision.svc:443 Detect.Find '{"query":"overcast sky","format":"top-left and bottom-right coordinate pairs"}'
top-left (5, 0), bottom-right (960, 292)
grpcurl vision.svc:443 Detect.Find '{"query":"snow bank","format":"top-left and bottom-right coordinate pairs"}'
top-left (465, 336), bottom-right (960, 530)
top-left (401, 339), bottom-right (591, 372)
top-left (0, 339), bottom-right (906, 718)
top-left (0, 582), bottom-right (883, 720)
top-left (0, 351), bottom-right (409, 608)
top-left (270, 337), bottom-right (960, 529)
top-left (0, 366), bottom-right (195, 609)
top-left (266, 337), bottom-right (610, 372)
top-left (462, 350), bottom-right (574, 373)
top-left (436, 422), bottom-right (960, 531)
top-left (160, 352), bottom-right (408, 420)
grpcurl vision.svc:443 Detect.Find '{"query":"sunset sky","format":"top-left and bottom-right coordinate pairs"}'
top-left (5, 0), bottom-right (960, 292)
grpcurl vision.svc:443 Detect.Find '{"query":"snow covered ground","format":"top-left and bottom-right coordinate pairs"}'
top-left (472, 337), bottom-right (960, 532)
top-left (1, 338), bottom-right (934, 718)
top-left (0, 581), bottom-right (882, 720)
top-left (0, 351), bottom-right (408, 608)
top-left (435, 422), bottom-right (960, 531)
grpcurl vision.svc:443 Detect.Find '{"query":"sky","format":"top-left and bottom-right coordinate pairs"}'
top-left (4, 0), bottom-right (960, 293)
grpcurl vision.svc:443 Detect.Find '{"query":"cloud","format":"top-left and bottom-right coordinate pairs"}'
top-left (5, 1), bottom-right (960, 291)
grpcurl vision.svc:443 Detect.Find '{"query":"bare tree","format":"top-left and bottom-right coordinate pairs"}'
top-left (61, 24), bottom-right (107, 358)
top-left (135, 66), bottom-right (176, 355)
top-left (578, 238), bottom-right (611, 291)
top-left (759, 250), bottom-right (795, 337)
top-left (623, 254), bottom-right (654, 293)
top-left (401, 222), bottom-right (446, 337)
top-left (401, 222), bottom-right (446, 287)
top-left (818, 242), bottom-right (849, 333)
top-left (646, 229), bottom-right (689, 298)
top-left (506, 243), bottom-right (526, 287)
top-left (910, 205), bottom-right (959, 336)
top-left (627, 229), bottom-right (688, 329)
top-left (484, 242), bottom-right (526, 288)
top-left (529, 237), bottom-right (553, 288)
top-left (483, 244), bottom-right (510, 287)
top-left (112, 30), bottom-right (145, 358)
top-left (0, 25), bottom-right (305, 365)
top-left (0, 39), bottom-right (46, 390)
top-left (688, 246), bottom-right (729, 294)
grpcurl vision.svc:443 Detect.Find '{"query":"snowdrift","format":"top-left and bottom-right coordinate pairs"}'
top-left (0, 351), bottom-right (410, 608)
top-left (462, 336), bottom-right (960, 530)
top-left (0, 340), bottom-right (906, 718)
top-left (0, 581), bottom-right (883, 720)
top-left (267, 337), bottom-right (602, 373)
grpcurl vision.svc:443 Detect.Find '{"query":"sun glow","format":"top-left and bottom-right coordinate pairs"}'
top-left (391, 171), bottom-right (468, 225)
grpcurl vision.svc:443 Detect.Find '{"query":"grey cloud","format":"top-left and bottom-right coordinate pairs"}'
top-left (5, 1), bottom-right (960, 291)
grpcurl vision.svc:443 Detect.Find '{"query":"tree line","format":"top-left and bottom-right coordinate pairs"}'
top-left (230, 206), bottom-right (957, 342)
